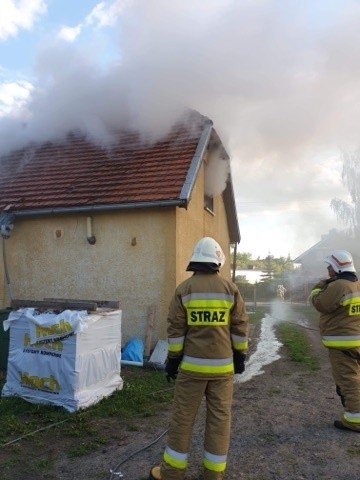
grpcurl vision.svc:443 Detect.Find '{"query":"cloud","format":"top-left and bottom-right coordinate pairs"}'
top-left (0, 0), bottom-right (47, 41)
top-left (0, 80), bottom-right (33, 117)
top-left (57, 24), bottom-right (82, 43)
top-left (84, 0), bottom-right (130, 28)
top-left (57, 0), bottom-right (130, 42)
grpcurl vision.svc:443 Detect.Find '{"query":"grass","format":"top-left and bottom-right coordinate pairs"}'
top-left (277, 303), bottom-right (320, 371)
top-left (0, 366), bottom-right (173, 447)
top-left (277, 322), bottom-right (320, 371)
top-left (247, 303), bottom-right (320, 371)
top-left (0, 366), bottom-right (173, 479)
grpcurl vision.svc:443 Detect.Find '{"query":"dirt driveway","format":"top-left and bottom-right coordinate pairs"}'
top-left (3, 304), bottom-right (360, 480)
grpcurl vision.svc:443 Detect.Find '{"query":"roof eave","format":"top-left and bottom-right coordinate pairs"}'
top-left (6, 199), bottom-right (187, 218)
top-left (179, 119), bottom-right (214, 203)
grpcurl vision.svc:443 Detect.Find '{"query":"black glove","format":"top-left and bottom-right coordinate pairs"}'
top-left (233, 351), bottom-right (246, 374)
top-left (165, 356), bottom-right (182, 382)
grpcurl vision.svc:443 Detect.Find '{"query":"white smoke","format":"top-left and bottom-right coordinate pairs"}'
top-left (204, 151), bottom-right (230, 197)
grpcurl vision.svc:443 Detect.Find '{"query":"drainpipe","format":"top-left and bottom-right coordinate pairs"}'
top-left (86, 216), bottom-right (96, 245)
top-left (2, 237), bottom-right (13, 301)
top-left (0, 213), bottom-right (15, 302)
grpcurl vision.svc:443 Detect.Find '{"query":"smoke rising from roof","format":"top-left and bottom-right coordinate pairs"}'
top-left (204, 151), bottom-right (230, 198)
top-left (1, 0), bottom-right (360, 257)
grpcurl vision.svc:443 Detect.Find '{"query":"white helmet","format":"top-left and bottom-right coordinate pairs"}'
top-left (324, 250), bottom-right (356, 273)
top-left (189, 237), bottom-right (226, 267)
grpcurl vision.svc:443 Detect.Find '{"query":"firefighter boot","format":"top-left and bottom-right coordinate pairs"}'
top-left (149, 465), bottom-right (162, 480)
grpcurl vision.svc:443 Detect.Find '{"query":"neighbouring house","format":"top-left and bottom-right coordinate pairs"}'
top-left (0, 110), bottom-right (240, 349)
top-left (290, 229), bottom-right (360, 301)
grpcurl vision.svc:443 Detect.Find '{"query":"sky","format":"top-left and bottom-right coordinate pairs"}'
top-left (1, 0), bottom-right (359, 259)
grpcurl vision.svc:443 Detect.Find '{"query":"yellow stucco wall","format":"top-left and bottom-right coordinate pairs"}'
top-left (0, 166), bottom-right (235, 349)
top-left (0, 209), bottom-right (177, 346)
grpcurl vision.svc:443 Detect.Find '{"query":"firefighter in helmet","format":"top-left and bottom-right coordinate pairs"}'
top-left (277, 284), bottom-right (286, 302)
top-left (149, 237), bottom-right (249, 480)
top-left (309, 250), bottom-right (360, 432)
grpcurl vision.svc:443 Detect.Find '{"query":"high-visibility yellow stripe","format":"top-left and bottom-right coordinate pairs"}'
top-left (232, 337), bottom-right (248, 350)
top-left (341, 293), bottom-right (360, 305)
top-left (168, 343), bottom-right (183, 352)
top-left (232, 342), bottom-right (248, 350)
top-left (322, 336), bottom-right (360, 348)
top-left (167, 337), bottom-right (184, 353)
top-left (343, 412), bottom-right (360, 424)
top-left (182, 292), bottom-right (234, 302)
top-left (203, 451), bottom-right (227, 472)
top-left (163, 447), bottom-right (188, 470)
top-left (181, 356), bottom-right (234, 374)
top-left (310, 288), bottom-right (322, 296)
top-left (181, 363), bottom-right (233, 374)
top-left (183, 299), bottom-right (234, 309)
top-left (203, 458), bottom-right (227, 472)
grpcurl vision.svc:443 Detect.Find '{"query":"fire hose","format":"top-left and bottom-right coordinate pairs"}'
top-left (107, 428), bottom-right (168, 479)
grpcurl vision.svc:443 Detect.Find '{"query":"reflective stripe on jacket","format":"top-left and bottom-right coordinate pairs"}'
top-left (167, 271), bottom-right (249, 376)
top-left (181, 355), bottom-right (234, 374)
top-left (311, 277), bottom-right (360, 350)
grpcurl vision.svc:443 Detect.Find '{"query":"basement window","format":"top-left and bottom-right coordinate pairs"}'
top-left (204, 194), bottom-right (214, 215)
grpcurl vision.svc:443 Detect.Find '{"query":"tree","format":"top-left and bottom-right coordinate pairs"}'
top-left (331, 150), bottom-right (360, 236)
top-left (235, 252), bottom-right (295, 273)
top-left (235, 252), bottom-right (254, 269)
top-left (259, 254), bottom-right (276, 282)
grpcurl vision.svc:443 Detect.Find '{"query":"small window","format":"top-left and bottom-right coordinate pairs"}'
top-left (204, 194), bottom-right (214, 213)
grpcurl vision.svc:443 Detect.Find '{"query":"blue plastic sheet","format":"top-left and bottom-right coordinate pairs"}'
top-left (121, 337), bottom-right (144, 363)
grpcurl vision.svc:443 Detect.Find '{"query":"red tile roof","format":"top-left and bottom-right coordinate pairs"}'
top-left (0, 112), bottom-right (209, 212)
top-left (0, 110), bottom-right (240, 242)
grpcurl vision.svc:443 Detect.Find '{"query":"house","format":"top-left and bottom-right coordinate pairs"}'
top-left (0, 110), bottom-right (240, 348)
top-left (290, 229), bottom-right (360, 301)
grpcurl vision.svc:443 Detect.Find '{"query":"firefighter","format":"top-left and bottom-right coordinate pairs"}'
top-left (309, 249), bottom-right (360, 432)
top-left (149, 237), bottom-right (249, 480)
top-left (277, 284), bottom-right (286, 302)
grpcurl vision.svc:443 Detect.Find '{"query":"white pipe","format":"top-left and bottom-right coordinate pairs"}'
top-left (86, 216), bottom-right (92, 238)
top-left (86, 216), bottom-right (96, 245)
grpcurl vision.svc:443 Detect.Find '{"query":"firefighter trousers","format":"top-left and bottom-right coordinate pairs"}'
top-left (328, 348), bottom-right (360, 431)
top-left (160, 371), bottom-right (234, 480)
